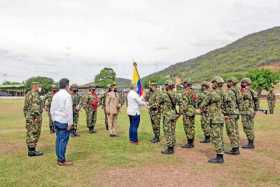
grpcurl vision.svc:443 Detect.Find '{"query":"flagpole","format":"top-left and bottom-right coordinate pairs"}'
top-left (133, 62), bottom-right (141, 79)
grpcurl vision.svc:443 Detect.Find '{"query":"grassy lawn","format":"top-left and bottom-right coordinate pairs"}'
top-left (0, 98), bottom-right (279, 187)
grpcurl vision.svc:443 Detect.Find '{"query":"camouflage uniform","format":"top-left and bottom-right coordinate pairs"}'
top-left (267, 90), bottom-right (276, 114)
top-left (83, 90), bottom-right (99, 132)
top-left (224, 88), bottom-right (240, 149)
top-left (240, 89), bottom-right (256, 141)
top-left (72, 93), bottom-right (83, 131)
top-left (178, 88), bottom-right (196, 147)
top-left (200, 76), bottom-right (225, 163)
top-left (23, 88), bottom-right (44, 156)
top-left (197, 85), bottom-right (210, 142)
top-left (44, 92), bottom-right (55, 133)
top-left (158, 87), bottom-right (179, 154)
top-left (146, 89), bottom-right (162, 142)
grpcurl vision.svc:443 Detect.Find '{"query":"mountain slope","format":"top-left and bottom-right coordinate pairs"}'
top-left (144, 27), bottom-right (280, 83)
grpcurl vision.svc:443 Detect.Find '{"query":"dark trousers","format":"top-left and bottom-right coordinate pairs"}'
top-left (128, 115), bottom-right (140, 142)
top-left (54, 121), bottom-right (70, 162)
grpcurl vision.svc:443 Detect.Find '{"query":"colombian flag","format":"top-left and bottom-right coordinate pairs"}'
top-left (132, 62), bottom-right (144, 96)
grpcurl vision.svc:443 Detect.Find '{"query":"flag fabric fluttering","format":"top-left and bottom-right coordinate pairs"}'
top-left (132, 62), bottom-right (144, 96)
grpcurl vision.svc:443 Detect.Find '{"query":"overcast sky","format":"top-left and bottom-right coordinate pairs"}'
top-left (0, 0), bottom-right (280, 83)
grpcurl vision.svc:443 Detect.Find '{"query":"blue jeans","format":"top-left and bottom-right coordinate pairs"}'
top-left (54, 121), bottom-right (70, 162)
top-left (128, 115), bottom-right (140, 142)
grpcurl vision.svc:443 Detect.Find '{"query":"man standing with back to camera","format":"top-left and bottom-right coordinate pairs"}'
top-left (50, 78), bottom-right (73, 166)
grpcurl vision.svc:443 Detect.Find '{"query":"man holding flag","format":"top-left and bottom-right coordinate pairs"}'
top-left (127, 62), bottom-right (147, 144)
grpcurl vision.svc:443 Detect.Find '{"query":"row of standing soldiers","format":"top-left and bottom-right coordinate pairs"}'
top-left (145, 76), bottom-right (267, 164)
top-left (45, 83), bottom-right (126, 136)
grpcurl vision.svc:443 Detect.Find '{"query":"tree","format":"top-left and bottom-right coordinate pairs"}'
top-left (24, 76), bottom-right (54, 94)
top-left (2, 81), bottom-right (22, 85)
top-left (94, 68), bottom-right (116, 88)
top-left (248, 69), bottom-right (280, 95)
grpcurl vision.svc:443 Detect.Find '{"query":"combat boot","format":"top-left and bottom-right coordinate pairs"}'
top-left (161, 146), bottom-right (174, 155)
top-left (200, 136), bottom-right (210, 143)
top-left (225, 147), bottom-right (240, 155)
top-left (89, 127), bottom-right (95, 134)
top-left (151, 136), bottom-right (160, 144)
top-left (181, 139), bottom-right (194, 148)
top-left (242, 139), bottom-right (255, 149)
top-left (28, 147), bottom-right (43, 157)
top-left (208, 154), bottom-right (224, 164)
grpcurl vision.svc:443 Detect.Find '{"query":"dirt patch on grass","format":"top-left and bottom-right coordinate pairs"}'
top-left (94, 132), bottom-right (280, 187)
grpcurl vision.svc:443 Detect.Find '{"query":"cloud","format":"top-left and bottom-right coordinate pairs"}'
top-left (0, 0), bottom-right (280, 83)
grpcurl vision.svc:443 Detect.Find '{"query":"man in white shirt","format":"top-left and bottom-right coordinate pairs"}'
top-left (50, 78), bottom-right (73, 166)
top-left (127, 85), bottom-right (147, 144)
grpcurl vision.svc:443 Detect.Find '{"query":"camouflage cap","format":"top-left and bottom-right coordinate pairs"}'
top-left (70, 84), bottom-right (78, 90)
top-left (182, 78), bottom-right (192, 84)
top-left (212, 76), bottom-right (224, 83)
top-left (110, 82), bottom-right (117, 87)
top-left (227, 76), bottom-right (238, 83)
top-left (51, 84), bottom-right (58, 90)
top-left (31, 81), bottom-right (40, 85)
top-left (165, 80), bottom-right (174, 86)
top-left (149, 81), bottom-right (157, 86)
top-left (241, 77), bottom-right (252, 85)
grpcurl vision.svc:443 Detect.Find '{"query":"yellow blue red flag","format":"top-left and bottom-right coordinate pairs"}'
top-left (132, 62), bottom-right (144, 96)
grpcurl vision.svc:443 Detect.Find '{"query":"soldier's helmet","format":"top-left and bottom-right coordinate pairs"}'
top-left (201, 81), bottom-right (209, 88)
top-left (70, 84), bottom-right (78, 91)
top-left (241, 78), bottom-right (252, 85)
top-left (51, 84), bottom-right (58, 90)
top-left (212, 76), bottom-right (224, 83)
top-left (227, 77), bottom-right (238, 83)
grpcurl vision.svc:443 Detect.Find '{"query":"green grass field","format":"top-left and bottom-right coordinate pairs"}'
top-left (0, 99), bottom-right (279, 187)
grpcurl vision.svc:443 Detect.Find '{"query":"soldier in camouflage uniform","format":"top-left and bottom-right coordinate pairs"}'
top-left (159, 82), bottom-right (180, 154)
top-left (224, 78), bottom-right (240, 155)
top-left (83, 85), bottom-right (99, 133)
top-left (200, 76), bottom-right (225, 163)
top-left (44, 84), bottom-right (58, 133)
top-left (70, 84), bottom-right (83, 137)
top-left (240, 78), bottom-right (259, 149)
top-left (197, 81), bottom-right (211, 143)
top-left (267, 88), bottom-right (276, 114)
top-left (179, 79), bottom-right (197, 148)
top-left (146, 82), bottom-right (161, 143)
top-left (23, 82), bottom-right (44, 157)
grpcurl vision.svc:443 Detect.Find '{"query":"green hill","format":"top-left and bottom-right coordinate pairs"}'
top-left (144, 27), bottom-right (280, 84)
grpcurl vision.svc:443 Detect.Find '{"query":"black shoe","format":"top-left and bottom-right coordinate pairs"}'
top-left (225, 147), bottom-right (240, 155)
top-left (200, 136), bottom-right (210, 143)
top-left (28, 147), bottom-right (44, 157)
top-left (151, 137), bottom-right (160, 144)
top-left (242, 140), bottom-right (255, 149)
top-left (161, 147), bottom-right (174, 155)
top-left (208, 154), bottom-right (224, 164)
top-left (50, 126), bottom-right (55, 134)
top-left (181, 139), bottom-right (194, 148)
